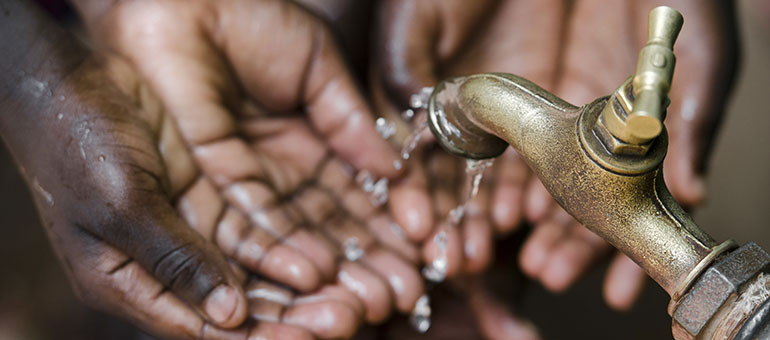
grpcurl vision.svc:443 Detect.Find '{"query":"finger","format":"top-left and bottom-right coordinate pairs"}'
top-left (538, 223), bottom-right (610, 292)
top-left (363, 247), bottom-right (425, 313)
top-left (283, 228), bottom-right (338, 281)
top-left (523, 177), bottom-right (554, 223)
top-left (467, 279), bottom-right (541, 340)
top-left (243, 283), bottom-right (315, 339)
top-left (660, 1), bottom-right (739, 207)
top-left (462, 216), bottom-right (494, 274)
top-left (208, 0), bottom-right (401, 178)
top-left (389, 151), bottom-right (435, 241)
top-left (518, 209), bottom-right (572, 278)
top-left (603, 253), bottom-right (647, 311)
top-left (293, 284), bottom-right (367, 318)
top-left (214, 207), bottom-right (322, 292)
top-left (75, 244), bottom-right (247, 340)
top-left (462, 181), bottom-right (494, 273)
top-left (663, 131), bottom-right (706, 207)
top-left (177, 176), bottom-right (225, 242)
top-left (337, 261), bottom-right (394, 323)
top-left (84, 182), bottom-right (247, 328)
top-left (367, 213), bottom-right (421, 263)
top-left (247, 280), bottom-right (361, 339)
top-left (283, 297), bottom-right (360, 339)
top-left (422, 221), bottom-right (464, 279)
top-left (249, 322), bottom-right (314, 340)
top-left (491, 149), bottom-right (529, 233)
top-left (448, 0), bottom-right (565, 89)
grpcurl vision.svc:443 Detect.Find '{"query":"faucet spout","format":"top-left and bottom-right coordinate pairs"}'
top-left (427, 72), bottom-right (721, 296)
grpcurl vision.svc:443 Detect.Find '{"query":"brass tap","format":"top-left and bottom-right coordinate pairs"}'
top-left (601, 6), bottom-right (682, 146)
top-left (426, 6), bottom-right (770, 340)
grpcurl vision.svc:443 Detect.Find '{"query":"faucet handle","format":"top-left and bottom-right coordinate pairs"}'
top-left (600, 6), bottom-right (683, 146)
top-left (627, 6), bottom-right (683, 142)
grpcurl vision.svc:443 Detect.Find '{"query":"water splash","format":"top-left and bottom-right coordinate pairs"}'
top-left (399, 112), bottom-right (428, 161)
top-left (343, 237), bottom-right (365, 261)
top-left (410, 294), bottom-right (432, 333)
top-left (422, 158), bottom-right (495, 283)
top-left (355, 170), bottom-right (389, 207)
top-left (409, 87), bottom-right (434, 110)
top-left (465, 159), bottom-right (496, 201)
top-left (422, 230), bottom-right (449, 282)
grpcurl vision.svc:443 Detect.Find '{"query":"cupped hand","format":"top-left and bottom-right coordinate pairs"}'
top-left (63, 0), bottom-right (429, 337)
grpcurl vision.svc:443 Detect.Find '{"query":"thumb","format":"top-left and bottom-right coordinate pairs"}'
top-left (86, 191), bottom-right (248, 328)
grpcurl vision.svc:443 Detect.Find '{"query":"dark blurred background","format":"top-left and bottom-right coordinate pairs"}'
top-left (1, 0), bottom-right (768, 339)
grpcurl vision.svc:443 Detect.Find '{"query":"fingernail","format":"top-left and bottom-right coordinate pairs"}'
top-left (205, 285), bottom-right (238, 324)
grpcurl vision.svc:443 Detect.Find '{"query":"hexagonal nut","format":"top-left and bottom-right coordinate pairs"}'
top-left (672, 243), bottom-right (770, 340)
top-left (593, 108), bottom-right (653, 156)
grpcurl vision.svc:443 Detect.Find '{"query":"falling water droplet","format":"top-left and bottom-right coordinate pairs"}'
top-left (356, 171), bottom-right (389, 206)
top-left (410, 294), bottom-right (432, 333)
top-left (370, 178), bottom-right (389, 206)
top-left (400, 112), bottom-right (429, 160)
top-left (356, 171), bottom-right (376, 192)
top-left (409, 87), bottom-right (434, 109)
top-left (465, 159), bottom-right (495, 200)
top-left (343, 237), bottom-right (364, 261)
top-left (375, 117), bottom-right (397, 140)
top-left (422, 158), bottom-right (495, 283)
top-left (402, 109), bottom-right (415, 121)
top-left (422, 256), bottom-right (448, 283)
top-left (393, 159), bottom-right (403, 170)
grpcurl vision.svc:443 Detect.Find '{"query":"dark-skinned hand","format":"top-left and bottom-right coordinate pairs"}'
top-left (3, 0), bottom-right (427, 339)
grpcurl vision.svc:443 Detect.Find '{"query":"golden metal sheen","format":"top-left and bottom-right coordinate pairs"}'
top-left (426, 5), bottom-right (732, 305)
top-left (603, 6), bottom-right (682, 145)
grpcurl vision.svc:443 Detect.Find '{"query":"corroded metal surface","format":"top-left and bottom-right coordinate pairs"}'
top-left (672, 243), bottom-right (770, 337)
top-left (672, 243), bottom-right (770, 340)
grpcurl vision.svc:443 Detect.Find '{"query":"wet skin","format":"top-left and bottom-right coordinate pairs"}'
top-left (373, 0), bottom-right (738, 311)
top-left (2, 0), bottom-right (428, 339)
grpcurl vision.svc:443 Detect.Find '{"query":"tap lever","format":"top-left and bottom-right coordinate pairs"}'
top-left (601, 6), bottom-right (683, 146)
top-left (628, 6), bottom-right (683, 142)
